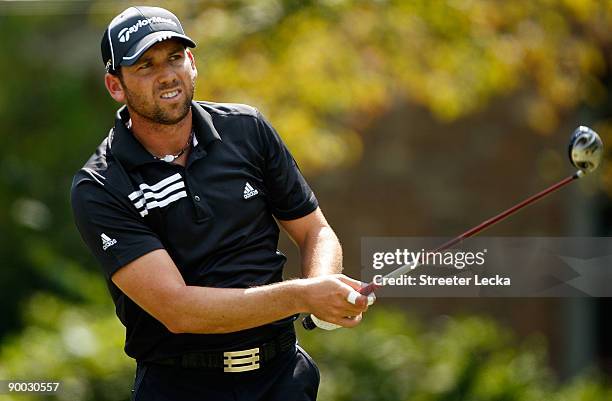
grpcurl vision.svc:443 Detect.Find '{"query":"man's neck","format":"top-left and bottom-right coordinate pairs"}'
top-left (128, 107), bottom-right (194, 162)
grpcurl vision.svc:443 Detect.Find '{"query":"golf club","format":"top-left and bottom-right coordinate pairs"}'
top-left (303, 126), bottom-right (604, 331)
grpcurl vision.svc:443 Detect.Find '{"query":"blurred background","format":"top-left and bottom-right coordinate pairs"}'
top-left (0, 0), bottom-right (611, 400)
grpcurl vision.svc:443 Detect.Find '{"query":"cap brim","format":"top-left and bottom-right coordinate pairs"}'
top-left (120, 31), bottom-right (196, 66)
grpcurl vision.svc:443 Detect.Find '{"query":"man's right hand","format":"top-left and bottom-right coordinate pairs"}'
top-left (298, 274), bottom-right (371, 328)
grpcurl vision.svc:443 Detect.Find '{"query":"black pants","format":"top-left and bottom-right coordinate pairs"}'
top-left (131, 345), bottom-right (319, 401)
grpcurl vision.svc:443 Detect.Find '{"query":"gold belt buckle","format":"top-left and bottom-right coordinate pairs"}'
top-left (223, 347), bottom-right (260, 372)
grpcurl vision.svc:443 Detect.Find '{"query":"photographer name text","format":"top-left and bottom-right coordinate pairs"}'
top-left (372, 274), bottom-right (511, 287)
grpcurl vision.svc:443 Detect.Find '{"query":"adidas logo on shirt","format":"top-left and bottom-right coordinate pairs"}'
top-left (243, 182), bottom-right (259, 199)
top-left (101, 233), bottom-right (117, 251)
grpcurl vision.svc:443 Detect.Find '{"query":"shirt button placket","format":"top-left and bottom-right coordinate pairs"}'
top-left (184, 171), bottom-right (211, 222)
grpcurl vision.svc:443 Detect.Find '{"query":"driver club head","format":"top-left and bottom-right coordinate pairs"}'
top-left (568, 126), bottom-right (603, 174)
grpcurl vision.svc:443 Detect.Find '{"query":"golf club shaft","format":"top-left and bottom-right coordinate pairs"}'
top-left (303, 171), bottom-right (582, 330)
top-left (358, 170), bottom-right (581, 294)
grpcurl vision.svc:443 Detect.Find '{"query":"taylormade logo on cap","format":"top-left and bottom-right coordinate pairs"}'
top-left (117, 16), bottom-right (178, 43)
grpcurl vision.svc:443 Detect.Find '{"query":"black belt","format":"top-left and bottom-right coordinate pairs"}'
top-left (150, 330), bottom-right (296, 372)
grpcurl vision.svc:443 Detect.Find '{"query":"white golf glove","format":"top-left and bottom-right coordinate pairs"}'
top-left (311, 290), bottom-right (376, 331)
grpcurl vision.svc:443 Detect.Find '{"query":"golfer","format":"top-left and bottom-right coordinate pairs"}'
top-left (71, 6), bottom-right (370, 400)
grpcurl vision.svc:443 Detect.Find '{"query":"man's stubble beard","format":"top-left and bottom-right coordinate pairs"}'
top-left (123, 75), bottom-right (196, 125)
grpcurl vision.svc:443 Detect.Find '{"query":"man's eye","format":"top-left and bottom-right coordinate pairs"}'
top-left (138, 63), bottom-right (151, 70)
top-left (170, 54), bottom-right (183, 61)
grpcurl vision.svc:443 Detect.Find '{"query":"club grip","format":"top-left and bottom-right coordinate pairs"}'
top-left (302, 284), bottom-right (378, 331)
top-left (302, 315), bottom-right (317, 330)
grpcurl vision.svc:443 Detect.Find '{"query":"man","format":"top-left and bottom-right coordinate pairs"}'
top-left (71, 6), bottom-right (371, 400)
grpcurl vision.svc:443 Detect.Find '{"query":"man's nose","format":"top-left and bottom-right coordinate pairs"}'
top-left (156, 66), bottom-right (179, 86)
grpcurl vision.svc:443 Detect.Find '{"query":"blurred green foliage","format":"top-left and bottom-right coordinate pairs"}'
top-left (181, 0), bottom-right (612, 175)
top-left (0, 10), bottom-right (116, 339)
top-left (1, 305), bottom-right (611, 400)
top-left (0, 293), bottom-right (133, 401)
top-left (300, 309), bottom-right (612, 401)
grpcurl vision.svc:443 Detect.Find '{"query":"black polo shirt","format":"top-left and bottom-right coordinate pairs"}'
top-left (71, 100), bottom-right (318, 361)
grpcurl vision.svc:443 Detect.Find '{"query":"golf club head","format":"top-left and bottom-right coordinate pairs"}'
top-left (568, 126), bottom-right (603, 174)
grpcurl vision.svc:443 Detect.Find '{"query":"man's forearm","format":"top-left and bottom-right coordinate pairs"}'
top-left (173, 223), bottom-right (343, 334)
top-left (169, 280), bottom-right (308, 334)
top-left (300, 225), bottom-right (342, 277)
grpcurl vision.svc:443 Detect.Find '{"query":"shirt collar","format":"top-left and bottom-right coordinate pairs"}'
top-left (191, 101), bottom-right (222, 147)
top-left (109, 101), bottom-right (222, 170)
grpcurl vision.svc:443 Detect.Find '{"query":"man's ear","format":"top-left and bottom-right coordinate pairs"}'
top-left (186, 49), bottom-right (197, 79)
top-left (104, 73), bottom-right (126, 103)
